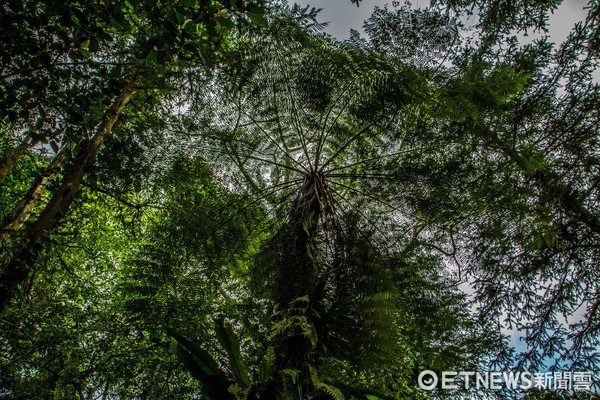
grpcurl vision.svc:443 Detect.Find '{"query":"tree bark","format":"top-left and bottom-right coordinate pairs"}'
top-left (0, 136), bottom-right (31, 184)
top-left (0, 75), bottom-right (141, 312)
top-left (0, 148), bottom-right (67, 243)
top-left (273, 175), bottom-right (323, 397)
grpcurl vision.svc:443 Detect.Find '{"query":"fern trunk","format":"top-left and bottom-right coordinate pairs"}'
top-left (273, 174), bottom-right (325, 398)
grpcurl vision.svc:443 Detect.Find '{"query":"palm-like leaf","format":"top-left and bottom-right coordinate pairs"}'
top-left (172, 12), bottom-right (493, 397)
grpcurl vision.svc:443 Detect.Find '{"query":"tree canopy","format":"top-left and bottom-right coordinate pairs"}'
top-left (0, 0), bottom-right (598, 399)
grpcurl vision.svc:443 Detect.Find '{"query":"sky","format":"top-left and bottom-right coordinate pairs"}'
top-left (291, 0), bottom-right (591, 44)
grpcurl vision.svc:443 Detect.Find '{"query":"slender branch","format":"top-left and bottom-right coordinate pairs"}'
top-left (81, 181), bottom-right (145, 210)
top-left (327, 179), bottom-right (403, 214)
top-left (195, 145), bottom-right (306, 175)
top-left (315, 77), bottom-right (358, 171)
top-left (274, 51), bottom-right (314, 170)
top-left (323, 148), bottom-right (415, 174)
top-left (328, 185), bottom-right (392, 245)
top-left (231, 97), bottom-right (309, 174)
top-left (319, 120), bottom-right (379, 172)
top-left (326, 173), bottom-right (399, 179)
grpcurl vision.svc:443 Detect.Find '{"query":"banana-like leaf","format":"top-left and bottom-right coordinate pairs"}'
top-left (215, 318), bottom-right (251, 387)
top-left (168, 329), bottom-right (234, 400)
top-left (259, 346), bottom-right (276, 385)
top-left (169, 331), bottom-right (219, 377)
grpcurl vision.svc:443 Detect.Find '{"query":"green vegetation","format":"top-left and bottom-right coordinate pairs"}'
top-left (0, 0), bottom-right (598, 398)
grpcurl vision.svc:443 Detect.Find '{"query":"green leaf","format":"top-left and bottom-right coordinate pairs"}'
top-left (247, 12), bottom-right (268, 27)
top-left (259, 346), bottom-right (275, 385)
top-left (88, 37), bottom-right (99, 52)
top-left (97, 31), bottom-right (113, 43)
top-left (182, 18), bottom-right (193, 29)
top-left (330, 381), bottom-right (396, 400)
top-left (109, 17), bottom-right (122, 29)
top-left (217, 17), bottom-right (235, 30)
top-left (214, 318), bottom-right (250, 387)
top-left (176, 11), bottom-right (185, 25)
top-left (168, 330), bottom-right (235, 400)
top-left (146, 51), bottom-right (158, 64)
top-left (169, 333), bottom-right (220, 378)
top-left (309, 366), bottom-right (345, 400)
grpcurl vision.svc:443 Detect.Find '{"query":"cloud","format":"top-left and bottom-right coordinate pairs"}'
top-left (291, 0), bottom-right (390, 39)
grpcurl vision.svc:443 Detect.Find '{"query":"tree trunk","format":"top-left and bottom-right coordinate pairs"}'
top-left (273, 175), bottom-right (323, 398)
top-left (0, 75), bottom-right (141, 312)
top-left (0, 136), bottom-right (31, 184)
top-left (0, 148), bottom-right (67, 243)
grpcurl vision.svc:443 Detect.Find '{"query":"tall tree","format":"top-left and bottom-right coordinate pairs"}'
top-left (1, 1), bottom-right (598, 398)
top-left (161, 9), bottom-right (500, 398)
top-left (364, 0), bottom-right (599, 372)
top-left (0, 0), bottom-right (267, 311)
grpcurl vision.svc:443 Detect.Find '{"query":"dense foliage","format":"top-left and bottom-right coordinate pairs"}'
top-left (1, 0), bottom-right (598, 399)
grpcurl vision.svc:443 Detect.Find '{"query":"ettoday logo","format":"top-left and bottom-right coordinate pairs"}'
top-left (418, 370), bottom-right (595, 391)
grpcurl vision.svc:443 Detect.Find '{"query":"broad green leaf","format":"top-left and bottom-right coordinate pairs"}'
top-left (215, 318), bottom-right (250, 387)
top-left (246, 12), bottom-right (267, 27)
top-left (217, 17), bottom-right (235, 30)
top-left (146, 51), bottom-right (158, 64)
top-left (169, 331), bottom-right (220, 377)
top-left (259, 346), bottom-right (275, 385)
